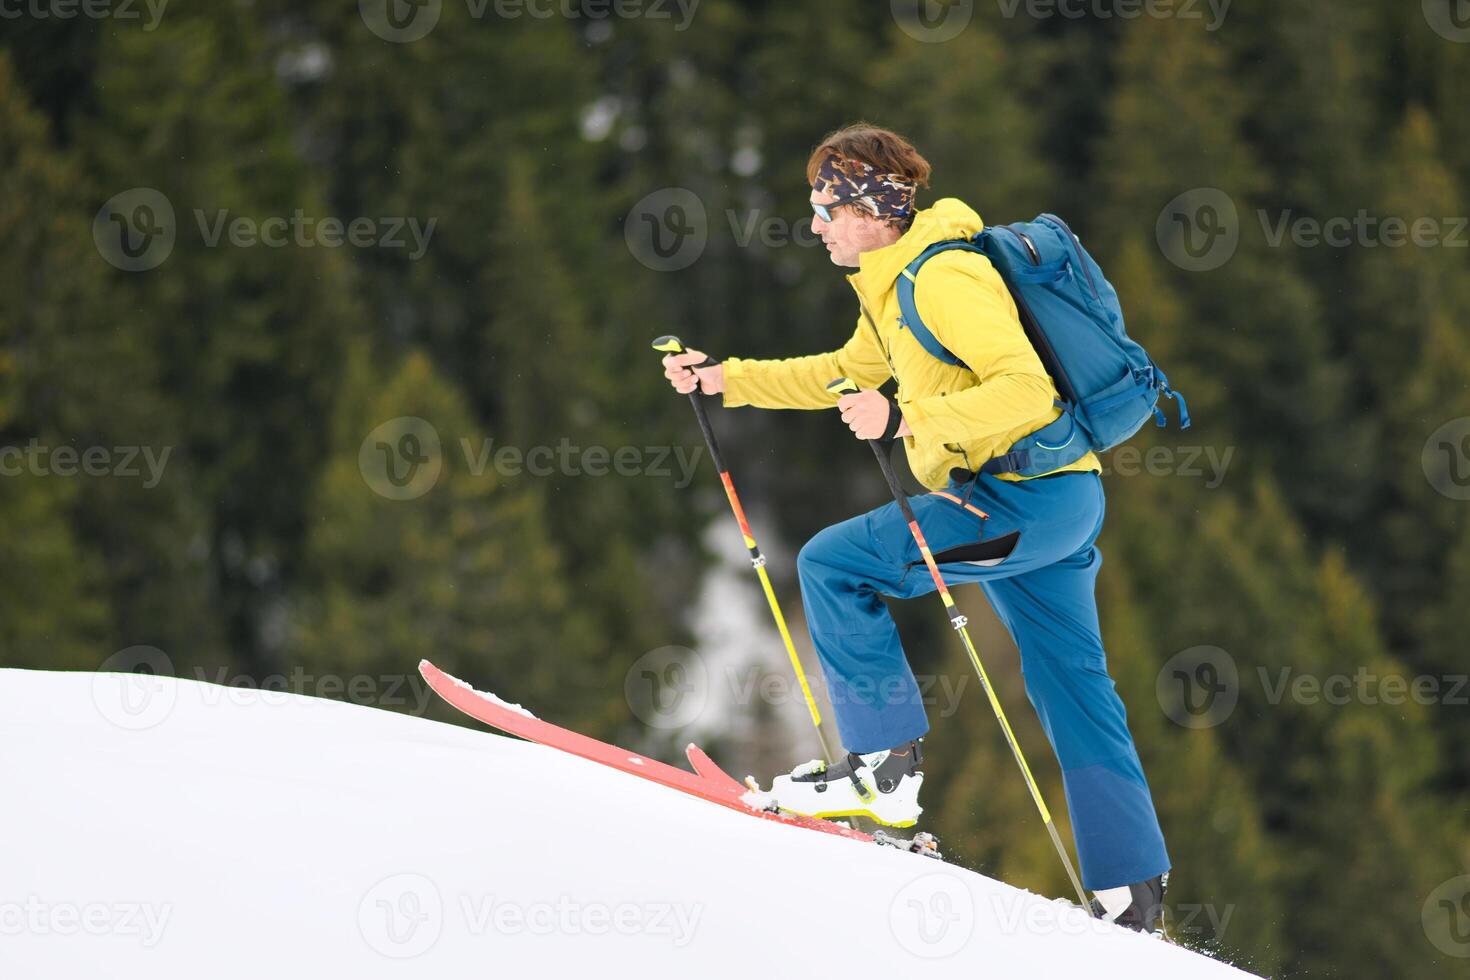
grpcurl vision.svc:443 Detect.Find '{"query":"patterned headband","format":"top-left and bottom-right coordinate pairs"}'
top-left (812, 153), bottom-right (918, 227)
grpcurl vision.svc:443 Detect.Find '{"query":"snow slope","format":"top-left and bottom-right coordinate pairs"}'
top-left (0, 669), bottom-right (1260, 979)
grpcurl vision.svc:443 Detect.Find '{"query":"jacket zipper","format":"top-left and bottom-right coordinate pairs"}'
top-left (855, 292), bottom-right (899, 380)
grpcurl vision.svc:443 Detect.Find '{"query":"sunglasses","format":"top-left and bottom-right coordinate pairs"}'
top-left (811, 194), bottom-right (864, 223)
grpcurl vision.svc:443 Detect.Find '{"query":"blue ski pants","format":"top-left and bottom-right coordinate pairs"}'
top-left (796, 468), bottom-right (1170, 890)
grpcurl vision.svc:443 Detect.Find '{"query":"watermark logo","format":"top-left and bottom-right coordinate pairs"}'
top-left (0, 0), bottom-right (169, 30)
top-left (0, 440), bottom-right (172, 487)
top-left (358, 423), bottom-right (705, 501)
top-left (0, 897), bottom-right (172, 946)
top-left (194, 210), bottom-right (435, 259)
top-left (986, 892), bottom-right (1233, 939)
top-left (624, 645), bottom-right (709, 730)
top-left (1423, 874), bottom-right (1470, 958)
top-left (891, 0), bottom-right (974, 43)
top-left (992, 0), bottom-right (1230, 31)
top-left (1100, 444), bottom-right (1235, 488)
top-left (1424, 0), bottom-right (1470, 43)
top-left (625, 188), bottom-right (707, 272)
top-left (359, 417), bottom-right (444, 501)
top-left (93, 188), bottom-right (436, 270)
top-left (1160, 187), bottom-right (1468, 271)
top-left (622, 645), bottom-right (971, 731)
top-left (1159, 647), bottom-right (1470, 728)
top-left (188, 667), bottom-right (437, 715)
top-left (1422, 417), bottom-right (1470, 500)
top-left (459, 436), bottom-right (703, 488)
top-left (1156, 188), bottom-right (1239, 272)
top-left (93, 645), bottom-right (177, 731)
top-left (360, 0), bottom-right (443, 42)
top-left (361, 0), bottom-right (698, 41)
top-left (1156, 645), bottom-right (1239, 729)
top-left (94, 188), bottom-right (176, 272)
top-left (889, 871), bottom-right (975, 958)
top-left (359, 873), bottom-right (443, 958)
top-left (459, 895), bottom-right (702, 945)
top-left (1258, 210), bottom-right (1468, 250)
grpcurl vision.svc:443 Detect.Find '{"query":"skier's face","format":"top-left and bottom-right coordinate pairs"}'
top-left (810, 189), bottom-right (897, 268)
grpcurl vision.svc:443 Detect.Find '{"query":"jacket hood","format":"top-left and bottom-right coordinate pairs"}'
top-left (847, 197), bottom-right (985, 303)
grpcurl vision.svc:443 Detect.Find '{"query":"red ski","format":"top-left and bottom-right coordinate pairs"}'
top-left (419, 659), bottom-right (873, 843)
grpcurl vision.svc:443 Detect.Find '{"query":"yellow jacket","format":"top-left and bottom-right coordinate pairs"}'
top-left (722, 198), bottom-right (1101, 490)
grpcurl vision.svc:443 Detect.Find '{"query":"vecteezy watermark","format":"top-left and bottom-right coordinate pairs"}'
top-left (1157, 645), bottom-right (1240, 729)
top-left (0, 440), bottom-right (171, 488)
top-left (459, 437), bottom-right (703, 488)
top-left (626, 193), bottom-right (841, 272)
top-left (1099, 444), bottom-right (1235, 489)
top-left (91, 646), bottom-right (444, 730)
top-left (0, 0), bottom-right (168, 30)
top-left (360, 417), bottom-right (444, 501)
top-left (358, 417), bottom-right (705, 501)
top-left (891, 0), bottom-right (975, 44)
top-left (359, 873), bottom-right (443, 959)
top-left (889, 871), bottom-right (975, 959)
top-left (624, 188), bottom-right (708, 272)
top-left (985, 892), bottom-right (1234, 940)
top-left (624, 645), bottom-right (710, 730)
top-left (357, 873), bottom-right (702, 958)
top-left (188, 667), bottom-right (437, 715)
top-left (458, 894), bottom-right (702, 947)
top-left (1423, 874), bottom-right (1470, 958)
top-left (1156, 188), bottom-right (1240, 272)
top-left (1422, 416), bottom-right (1470, 501)
top-left (1157, 187), bottom-right (1469, 272)
top-left (1158, 645), bottom-right (1470, 729)
top-left (194, 210), bottom-right (435, 260)
top-left (1257, 210), bottom-right (1469, 250)
top-left (992, 0), bottom-right (1230, 31)
top-left (0, 897), bottom-right (172, 947)
top-left (622, 646), bottom-right (970, 731)
top-left (359, 0), bottom-right (699, 44)
top-left (93, 645), bottom-right (178, 732)
top-left (1423, 0), bottom-right (1470, 44)
top-left (93, 187), bottom-right (436, 272)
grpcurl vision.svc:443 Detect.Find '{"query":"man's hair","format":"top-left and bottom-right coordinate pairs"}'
top-left (805, 123), bottom-right (932, 189)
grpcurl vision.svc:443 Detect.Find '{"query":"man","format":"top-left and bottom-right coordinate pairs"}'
top-left (660, 124), bottom-right (1170, 931)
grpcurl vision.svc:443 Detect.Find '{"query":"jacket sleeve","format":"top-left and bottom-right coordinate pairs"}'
top-left (721, 318), bottom-right (892, 410)
top-left (899, 253), bottom-right (1055, 446)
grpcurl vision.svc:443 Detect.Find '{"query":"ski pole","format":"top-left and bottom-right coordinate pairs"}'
top-left (652, 335), bottom-right (835, 764)
top-left (826, 377), bottom-right (1089, 908)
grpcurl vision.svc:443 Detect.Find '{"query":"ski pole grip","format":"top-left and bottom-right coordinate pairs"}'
top-left (652, 335), bottom-right (719, 369)
top-left (827, 377), bottom-right (859, 397)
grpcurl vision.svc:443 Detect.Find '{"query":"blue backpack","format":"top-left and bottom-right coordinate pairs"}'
top-left (896, 213), bottom-right (1190, 476)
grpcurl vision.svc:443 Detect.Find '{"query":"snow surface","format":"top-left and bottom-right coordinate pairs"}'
top-left (0, 669), bottom-right (1262, 979)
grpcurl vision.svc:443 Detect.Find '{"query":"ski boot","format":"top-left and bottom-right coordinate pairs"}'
top-left (756, 739), bottom-right (924, 828)
top-left (1091, 872), bottom-right (1169, 934)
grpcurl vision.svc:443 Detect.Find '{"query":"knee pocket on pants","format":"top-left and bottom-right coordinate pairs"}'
top-left (918, 529), bottom-right (1022, 568)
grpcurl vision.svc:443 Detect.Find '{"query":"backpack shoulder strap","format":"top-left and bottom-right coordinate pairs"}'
top-left (895, 239), bottom-right (986, 369)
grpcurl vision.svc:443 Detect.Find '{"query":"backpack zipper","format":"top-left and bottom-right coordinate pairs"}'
top-left (992, 224), bottom-right (1080, 405)
top-left (997, 225), bottom-right (1042, 266)
top-left (1040, 213), bottom-right (1100, 302)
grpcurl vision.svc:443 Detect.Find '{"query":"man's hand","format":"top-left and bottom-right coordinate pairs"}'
top-left (837, 389), bottom-right (909, 440)
top-left (662, 349), bottom-right (725, 395)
